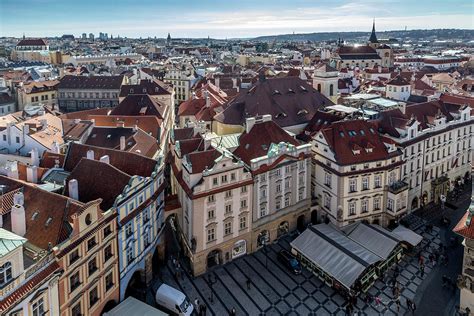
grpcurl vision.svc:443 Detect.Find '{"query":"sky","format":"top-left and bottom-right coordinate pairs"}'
top-left (0, 0), bottom-right (473, 38)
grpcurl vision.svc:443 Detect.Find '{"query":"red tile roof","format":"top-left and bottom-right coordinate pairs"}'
top-left (64, 158), bottom-right (131, 210)
top-left (64, 142), bottom-right (157, 178)
top-left (387, 75), bottom-right (410, 86)
top-left (233, 120), bottom-right (299, 165)
top-left (110, 94), bottom-right (165, 118)
top-left (454, 208), bottom-right (474, 239)
top-left (320, 120), bottom-right (395, 165)
top-left (215, 77), bottom-right (332, 128)
top-left (185, 149), bottom-right (221, 174)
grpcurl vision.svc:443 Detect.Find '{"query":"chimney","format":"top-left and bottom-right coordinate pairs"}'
top-left (262, 114), bottom-right (272, 122)
top-left (100, 155), bottom-right (110, 164)
top-left (133, 124), bottom-right (138, 132)
top-left (86, 149), bottom-right (94, 160)
top-left (23, 124), bottom-right (30, 136)
top-left (39, 119), bottom-right (48, 130)
top-left (26, 165), bottom-right (38, 183)
top-left (30, 148), bottom-right (39, 166)
top-left (51, 141), bottom-right (60, 154)
top-left (215, 77), bottom-right (220, 88)
top-left (378, 65), bottom-right (382, 73)
top-left (120, 136), bottom-right (126, 150)
top-left (74, 118), bottom-right (81, 124)
top-left (6, 161), bottom-right (19, 179)
top-left (11, 192), bottom-right (26, 236)
top-left (245, 117), bottom-right (256, 133)
top-left (204, 90), bottom-right (210, 108)
top-left (68, 179), bottom-right (79, 200)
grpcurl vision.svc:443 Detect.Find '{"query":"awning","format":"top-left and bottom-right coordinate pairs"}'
top-left (391, 225), bottom-right (423, 247)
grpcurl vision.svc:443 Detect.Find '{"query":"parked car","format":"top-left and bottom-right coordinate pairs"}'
top-left (155, 283), bottom-right (194, 316)
top-left (278, 250), bottom-right (302, 274)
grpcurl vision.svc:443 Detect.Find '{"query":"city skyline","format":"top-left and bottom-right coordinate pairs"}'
top-left (1, 0), bottom-right (473, 39)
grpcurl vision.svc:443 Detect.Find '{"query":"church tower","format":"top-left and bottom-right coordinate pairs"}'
top-left (368, 19), bottom-right (379, 49)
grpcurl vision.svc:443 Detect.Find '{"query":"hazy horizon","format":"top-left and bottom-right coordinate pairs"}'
top-left (1, 0), bottom-right (473, 39)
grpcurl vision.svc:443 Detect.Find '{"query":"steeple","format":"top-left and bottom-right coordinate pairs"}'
top-left (369, 18), bottom-right (378, 44)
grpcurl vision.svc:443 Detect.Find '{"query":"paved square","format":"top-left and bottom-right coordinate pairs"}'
top-left (160, 225), bottom-right (441, 315)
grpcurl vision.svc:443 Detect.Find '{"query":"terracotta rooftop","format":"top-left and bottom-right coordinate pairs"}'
top-left (110, 94), bottom-right (165, 118)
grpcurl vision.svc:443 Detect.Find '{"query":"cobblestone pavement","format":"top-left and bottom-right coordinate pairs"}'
top-left (159, 226), bottom-right (442, 315)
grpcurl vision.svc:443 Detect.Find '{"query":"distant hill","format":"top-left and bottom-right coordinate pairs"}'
top-left (253, 29), bottom-right (474, 42)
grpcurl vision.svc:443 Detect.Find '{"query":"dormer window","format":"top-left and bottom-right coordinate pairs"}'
top-left (352, 149), bottom-right (361, 155)
top-left (297, 109), bottom-right (308, 115)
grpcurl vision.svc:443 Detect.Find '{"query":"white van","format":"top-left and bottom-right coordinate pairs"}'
top-left (155, 283), bottom-right (194, 316)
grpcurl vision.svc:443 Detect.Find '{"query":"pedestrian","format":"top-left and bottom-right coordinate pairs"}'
top-left (375, 296), bottom-right (382, 306)
top-left (395, 297), bottom-right (400, 312)
top-left (195, 298), bottom-right (200, 309)
top-left (406, 299), bottom-right (412, 314)
top-left (412, 301), bottom-right (417, 314)
top-left (200, 303), bottom-right (207, 316)
top-left (246, 277), bottom-right (251, 290)
top-left (420, 264), bottom-right (425, 278)
top-left (418, 254), bottom-right (424, 266)
top-left (345, 303), bottom-right (352, 315)
top-left (229, 307), bottom-right (236, 316)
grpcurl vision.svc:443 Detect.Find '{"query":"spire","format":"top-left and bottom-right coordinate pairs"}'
top-left (369, 18), bottom-right (378, 43)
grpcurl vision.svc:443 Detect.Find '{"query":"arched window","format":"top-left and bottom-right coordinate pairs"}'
top-left (0, 262), bottom-right (12, 286)
top-left (329, 84), bottom-right (334, 96)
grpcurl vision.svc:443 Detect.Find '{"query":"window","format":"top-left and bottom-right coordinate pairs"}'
top-left (261, 174), bottom-right (266, 181)
top-left (225, 204), bottom-right (232, 214)
top-left (0, 262), bottom-right (12, 286)
top-left (208, 195), bottom-right (215, 203)
top-left (70, 271), bottom-right (80, 292)
top-left (285, 165), bottom-right (290, 173)
top-left (126, 244), bottom-right (134, 264)
top-left (213, 177), bottom-right (218, 186)
top-left (387, 198), bottom-right (394, 211)
top-left (361, 200), bottom-right (368, 213)
top-left (349, 179), bottom-right (357, 192)
top-left (88, 258), bottom-right (98, 276)
top-left (276, 182), bottom-right (282, 193)
top-left (388, 172), bottom-right (396, 185)
top-left (324, 172), bottom-right (333, 189)
top-left (239, 216), bottom-right (247, 230)
top-left (32, 297), bottom-right (44, 316)
top-left (374, 197), bottom-right (381, 210)
top-left (225, 190), bottom-right (232, 198)
top-left (71, 303), bottom-right (81, 316)
top-left (298, 188), bottom-right (304, 201)
top-left (241, 186), bottom-right (247, 193)
top-left (363, 163), bottom-right (369, 169)
top-left (69, 249), bottom-right (80, 265)
top-left (240, 199), bottom-right (247, 209)
top-left (224, 222), bottom-right (232, 235)
top-left (104, 244), bottom-right (113, 263)
top-left (231, 173), bottom-right (236, 181)
top-left (125, 222), bottom-right (133, 238)
top-left (87, 237), bottom-right (96, 251)
top-left (221, 175), bottom-right (228, 183)
top-left (284, 195), bottom-right (290, 207)
top-left (362, 177), bottom-right (369, 190)
top-left (374, 175), bottom-right (381, 188)
top-left (275, 169), bottom-right (281, 176)
top-left (276, 198), bottom-right (281, 210)
top-left (324, 195), bottom-right (331, 209)
top-left (15, 136), bottom-right (20, 143)
top-left (349, 202), bottom-right (356, 216)
top-left (350, 165), bottom-right (356, 171)
top-left (207, 228), bottom-right (216, 242)
top-left (261, 188), bottom-right (267, 198)
top-left (2, 135), bottom-right (5, 141)
top-left (89, 287), bottom-right (99, 307)
top-left (208, 209), bottom-right (215, 219)
top-left (103, 225), bottom-right (112, 238)
top-left (105, 271), bottom-right (114, 291)
top-left (260, 203), bottom-right (267, 217)
top-left (285, 178), bottom-right (291, 189)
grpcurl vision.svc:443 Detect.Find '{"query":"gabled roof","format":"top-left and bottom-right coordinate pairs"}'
top-left (233, 120), bottom-right (299, 165)
top-left (215, 77), bottom-right (332, 128)
top-left (88, 115), bottom-right (162, 139)
top-left (64, 142), bottom-right (157, 178)
top-left (320, 120), bottom-right (394, 165)
top-left (387, 75), bottom-right (410, 86)
top-left (64, 158), bottom-right (131, 210)
top-left (57, 75), bottom-right (124, 90)
top-left (119, 78), bottom-right (172, 97)
top-left (17, 39), bottom-right (47, 46)
top-left (185, 149), bottom-right (221, 174)
top-left (110, 94), bottom-right (165, 118)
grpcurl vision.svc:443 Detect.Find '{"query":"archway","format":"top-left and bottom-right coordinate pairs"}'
top-left (125, 270), bottom-right (146, 301)
top-left (411, 197), bottom-right (419, 211)
top-left (207, 249), bottom-right (222, 269)
top-left (101, 300), bottom-right (118, 314)
top-left (297, 215), bottom-right (305, 232)
top-left (311, 210), bottom-right (318, 225)
top-left (277, 221), bottom-right (289, 238)
top-left (422, 191), bottom-right (428, 206)
top-left (257, 230), bottom-right (270, 248)
top-left (372, 219), bottom-right (380, 225)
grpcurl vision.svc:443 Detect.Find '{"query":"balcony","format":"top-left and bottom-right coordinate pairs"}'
top-left (387, 181), bottom-right (409, 194)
